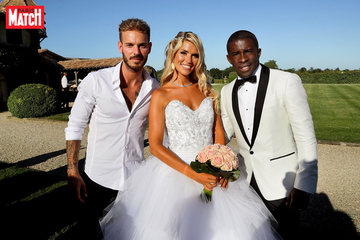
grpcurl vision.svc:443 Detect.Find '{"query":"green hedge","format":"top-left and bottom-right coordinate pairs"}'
top-left (7, 84), bottom-right (58, 118)
top-left (298, 72), bottom-right (360, 84)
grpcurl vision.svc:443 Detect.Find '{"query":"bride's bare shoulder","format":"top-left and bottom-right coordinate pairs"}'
top-left (151, 85), bottom-right (174, 108)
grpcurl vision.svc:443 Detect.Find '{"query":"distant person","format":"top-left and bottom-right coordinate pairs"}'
top-left (220, 30), bottom-right (318, 239)
top-left (64, 18), bottom-right (160, 238)
top-left (61, 72), bottom-right (70, 108)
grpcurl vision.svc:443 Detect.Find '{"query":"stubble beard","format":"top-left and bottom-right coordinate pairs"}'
top-left (123, 54), bottom-right (148, 73)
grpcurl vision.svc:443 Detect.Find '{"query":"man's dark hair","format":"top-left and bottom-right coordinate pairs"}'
top-left (227, 30), bottom-right (259, 53)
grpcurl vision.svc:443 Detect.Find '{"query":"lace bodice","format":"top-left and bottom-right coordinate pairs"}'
top-left (165, 97), bottom-right (214, 150)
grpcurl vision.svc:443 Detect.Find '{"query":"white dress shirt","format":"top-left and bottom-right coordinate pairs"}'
top-left (65, 61), bottom-right (160, 190)
top-left (237, 64), bottom-right (262, 142)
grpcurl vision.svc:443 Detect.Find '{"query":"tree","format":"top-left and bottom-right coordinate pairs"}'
top-left (313, 68), bottom-right (322, 73)
top-left (209, 68), bottom-right (222, 79)
top-left (156, 69), bottom-right (164, 80)
top-left (299, 67), bottom-right (307, 73)
top-left (284, 68), bottom-right (295, 73)
top-left (264, 60), bottom-right (278, 69)
top-left (222, 66), bottom-right (234, 78)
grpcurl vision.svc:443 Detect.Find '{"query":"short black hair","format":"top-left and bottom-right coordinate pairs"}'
top-left (227, 30), bottom-right (259, 54)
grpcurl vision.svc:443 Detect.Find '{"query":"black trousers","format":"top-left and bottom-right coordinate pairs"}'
top-left (250, 174), bottom-right (300, 240)
top-left (76, 173), bottom-right (118, 239)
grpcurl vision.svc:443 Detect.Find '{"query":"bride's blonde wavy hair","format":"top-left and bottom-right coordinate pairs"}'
top-left (161, 31), bottom-right (219, 113)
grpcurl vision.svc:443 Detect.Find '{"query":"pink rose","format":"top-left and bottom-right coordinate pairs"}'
top-left (211, 155), bottom-right (224, 168)
top-left (206, 149), bottom-right (215, 158)
top-left (212, 144), bottom-right (221, 150)
top-left (220, 159), bottom-right (233, 171)
top-left (223, 154), bottom-right (232, 163)
top-left (220, 145), bottom-right (229, 152)
top-left (204, 146), bottom-right (212, 151)
top-left (224, 152), bottom-right (238, 169)
top-left (197, 151), bottom-right (208, 163)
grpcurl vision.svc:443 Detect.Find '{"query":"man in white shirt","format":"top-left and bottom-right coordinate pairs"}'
top-left (61, 72), bottom-right (70, 89)
top-left (65, 18), bottom-right (160, 238)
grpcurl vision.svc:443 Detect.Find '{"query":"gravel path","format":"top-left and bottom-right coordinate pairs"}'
top-left (1, 110), bottom-right (359, 235)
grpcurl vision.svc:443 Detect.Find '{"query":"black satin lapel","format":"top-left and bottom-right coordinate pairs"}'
top-left (232, 81), bottom-right (251, 147)
top-left (250, 65), bottom-right (270, 148)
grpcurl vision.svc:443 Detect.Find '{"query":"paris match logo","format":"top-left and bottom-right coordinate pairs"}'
top-left (6, 6), bottom-right (44, 29)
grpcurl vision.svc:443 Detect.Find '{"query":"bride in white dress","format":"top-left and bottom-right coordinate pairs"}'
top-left (100, 31), bottom-right (281, 240)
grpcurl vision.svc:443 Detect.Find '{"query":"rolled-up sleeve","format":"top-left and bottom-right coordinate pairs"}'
top-left (65, 74), bottom-right (96, 140)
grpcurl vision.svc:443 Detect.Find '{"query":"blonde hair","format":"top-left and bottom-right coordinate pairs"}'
top-left (161, 31), bottom-right (219, 113)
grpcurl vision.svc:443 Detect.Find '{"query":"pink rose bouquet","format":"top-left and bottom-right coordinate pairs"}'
top-left (190, 144), bottom-right (240, 203)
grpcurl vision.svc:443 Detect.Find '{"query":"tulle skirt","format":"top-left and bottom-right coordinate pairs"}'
top-left (100, 147), bottom-right (281, 240)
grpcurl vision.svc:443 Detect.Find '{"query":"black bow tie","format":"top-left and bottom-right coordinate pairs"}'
top-left (234, 76), bottom-right (257, 89)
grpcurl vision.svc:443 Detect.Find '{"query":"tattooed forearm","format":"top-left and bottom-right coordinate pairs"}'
top-left (66, 140), bottom-right (81, 175)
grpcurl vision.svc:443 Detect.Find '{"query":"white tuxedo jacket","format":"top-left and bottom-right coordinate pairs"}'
top-left (220, 65), bottom-right (318, 201)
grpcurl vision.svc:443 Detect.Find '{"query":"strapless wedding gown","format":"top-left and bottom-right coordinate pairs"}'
top-left (100, 97), bottom-right (281, 240)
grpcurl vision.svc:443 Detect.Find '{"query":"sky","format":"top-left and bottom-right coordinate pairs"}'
top-left (35, 0), bottom-right (360, 71)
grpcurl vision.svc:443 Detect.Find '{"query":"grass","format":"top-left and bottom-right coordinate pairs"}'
top-left (42, 110), bottom-right (71, 121)
top-left (0, 163), bottom-right (79, 239)
top-left (212, 83), bottom-right (360, 143)
top-left (304, 84), bottom-right (360, 143)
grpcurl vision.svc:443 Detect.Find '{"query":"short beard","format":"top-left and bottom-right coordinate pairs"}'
top-left (123, 54), bottom-right (148, 73)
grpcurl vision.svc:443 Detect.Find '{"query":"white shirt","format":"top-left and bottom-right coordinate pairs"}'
top-left (61, 75), bottom-right (69, 88)
top-left (65, 61), bottom-right (160, 190)
top-left (236, 64), bottom-right (262, 142)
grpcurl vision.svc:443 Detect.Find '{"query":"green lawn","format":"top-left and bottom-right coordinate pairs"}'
top-left (42, 111), bottom-right (71, 121)
top-left (304, 84), bottom-right (360, 143)
top-left (213, 83), bottom-right (360, 143)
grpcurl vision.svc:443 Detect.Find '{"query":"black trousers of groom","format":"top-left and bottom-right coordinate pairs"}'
top-left (250, 175), bottom-right (301, 240)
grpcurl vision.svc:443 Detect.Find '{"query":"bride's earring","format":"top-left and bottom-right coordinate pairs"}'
top-left (171, 61), bottom-right (175, 70)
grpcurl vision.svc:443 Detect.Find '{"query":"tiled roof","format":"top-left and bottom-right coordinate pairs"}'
top-left (0, 0), bottom-right (38, 13)
top-left (58, 57), bottom-right (122, 71)
top-left (38, 49), bottom-right (68, 61)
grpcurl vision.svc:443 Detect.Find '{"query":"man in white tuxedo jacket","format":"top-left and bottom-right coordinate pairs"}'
top-left (220, 30), bottom-right (318, 239)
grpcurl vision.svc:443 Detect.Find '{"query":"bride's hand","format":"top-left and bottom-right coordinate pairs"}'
top-left (183, 166), bottom-right (217, 190)
top-left (196, 172), bottom-right (218, 190)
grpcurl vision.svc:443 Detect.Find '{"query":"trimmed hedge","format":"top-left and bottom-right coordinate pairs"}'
top-left (298, 71), bottom-right (360, 84)
top-left (7, 84), bottom-right (58, 118)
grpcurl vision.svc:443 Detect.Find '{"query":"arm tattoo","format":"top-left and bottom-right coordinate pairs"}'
top-left (66, 140), bottom-right (81, 174)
